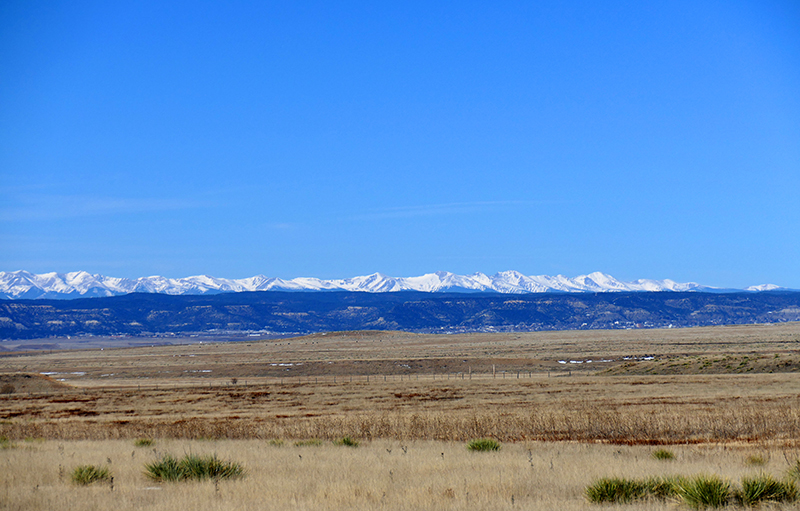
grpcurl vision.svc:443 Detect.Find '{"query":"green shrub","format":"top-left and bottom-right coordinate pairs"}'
top-left (334, 436), bottom-right (359, 447)
top-left (294, 439), bottom-right (323, 447)
top-left (677, 474), bottom-right (731, 509)
top-left (788, 460), bottom-right (800, 481)
top-left (180, 453), bottom-right (244, 481)
top-left (645, 475), bottom-right (684, 499)
top-left (466, 438), bottom-right (501, 452)
top-left (134, 438), bottom-right (154, 447)
top-left (71, 465), bottom-right (111, 485)
top-left (268, 439), bottom-right (284, 447)
top-left (745, 454), bottom-right (767, 466)
top-left (586, 473), bottom-right (800, 507)
top-left (145, 453), bottom-right (244, 482)
top-left (740, 473), bottom-right (797, 506)
top-left (0, 435), bottom-right (13, 449)
top-left (585, 477), bottom-right (648, 504)
top-left (652, 448), bottom-right (675, 461)
top-left (145, 454), bottom-right (184, 482)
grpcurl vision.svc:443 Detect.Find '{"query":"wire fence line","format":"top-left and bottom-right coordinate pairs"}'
top-left (3, 369), bottom-right (587, 395)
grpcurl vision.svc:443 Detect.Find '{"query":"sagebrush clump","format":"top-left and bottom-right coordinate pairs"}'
top-left (144, 454), bottom-right (183, 482)
top-left (467, 438), bottom-right (501, 452)
top-left (334, 436), bottom-right (359, 447)
top-left (644, 475), bottom-right (685, 499)
top-left (739, 473), bottom-right (796, 506)
top-left (652, 448), bottom-right (675, 460)
top-left (745, 454), bottom-right (767, 466)
top-left (788, 460), bottom-right (800, 481)
top-left (71, 465), bottom-right (111, 485)
top-left (586, 473), bottom-right (799, 508)
top-left (585, 477), bottom-right (649, 503)
top-left (144, 453), bottom-right (244, 482)
top-left (677, 474), bottom-right (731, 509)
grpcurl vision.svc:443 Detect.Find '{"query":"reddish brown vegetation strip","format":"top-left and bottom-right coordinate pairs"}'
top-left (1, 376), bottom-right (800, 444)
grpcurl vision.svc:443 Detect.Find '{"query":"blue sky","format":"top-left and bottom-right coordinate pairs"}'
top-left (1, 1), bottom-right (799, 288)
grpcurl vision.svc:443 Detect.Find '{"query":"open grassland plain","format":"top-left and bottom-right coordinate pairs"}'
top-left (5, 439), bottom-right (800, 511)
top-left (2, 323), bottom-right (800, 509)
top-left (1, 323), bottom-right (800, 443)
top-left (2, 374), bottom-right (800, 444)
top-left (4, 322), bottom-right (800, 382)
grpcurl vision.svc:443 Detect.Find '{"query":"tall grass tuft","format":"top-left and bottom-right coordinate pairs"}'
top-left (71, 465), bottom-right (111, 485)
top-left (144, 454), bottom-right (184, 482)
top-left (677, 474), bottom-right (731, 509)
top-left (585, 477), bottom-right (648, 503)
top-left (180, 453), bottom-right (244, 480)
top-left (0, 435), bottom-right (13, 449)
top-left (645, 475), bottom-right (684, 499)
top-left (745, 454), bottom-right (767, 466)
top-left (145, 453), bottom-right (244, 482)
top-left (786, 460), bottom-right (800, 482)
top-left (466, 438), bottom-right (501, 452)
top-left (586, 473), bottom-right (798, 507)
top-left (740, 473), bottom-right (797, 506)
top-left (652, 448), bottom-right (675, 461)
top-left (334, 436), bottom-right (359, 448)
top-left (134, 438), bottom-right (154, 447)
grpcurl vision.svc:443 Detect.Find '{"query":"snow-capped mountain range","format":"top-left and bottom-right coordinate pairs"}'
top-left (0, 270), bottom-right (786, 300)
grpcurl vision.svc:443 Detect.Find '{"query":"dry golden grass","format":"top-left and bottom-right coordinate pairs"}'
top-left (1, 373), bottom-right (799, 444)
top-left (0, 372), bottom-right (66, 394)
top-left (1, 323), bottom-right (800, 445)
top-left (4, 439), bottom-right (800, 511)
top-left (1, 324), bottom-right (800, 509)
top-left (3, 322), bottom-right (799, 384)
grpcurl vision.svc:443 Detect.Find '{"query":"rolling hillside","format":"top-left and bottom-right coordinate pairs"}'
top-left (2, 291), bottom-right (800, 341)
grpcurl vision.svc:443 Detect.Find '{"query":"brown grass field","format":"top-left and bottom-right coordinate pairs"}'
top-left (2, 322), bottom-right (800, 509)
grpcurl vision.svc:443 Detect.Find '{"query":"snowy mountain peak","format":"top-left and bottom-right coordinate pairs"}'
top-left (745, 284), bottom-right (784, 292)
top-left (0, 270), bottom-right (785, 300)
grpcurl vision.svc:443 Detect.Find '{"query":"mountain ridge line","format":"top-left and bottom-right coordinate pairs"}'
top-left (0, 270), bottom-right (786, 300)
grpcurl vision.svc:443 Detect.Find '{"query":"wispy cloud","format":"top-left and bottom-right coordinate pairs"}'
top-left (0, 194), bottom-right (205, 222)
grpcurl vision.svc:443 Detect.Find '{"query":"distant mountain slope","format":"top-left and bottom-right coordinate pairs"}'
top-left (1, 270), bottom-right (783, 300)
top-left (2, 291), bottom-right (799, 340)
